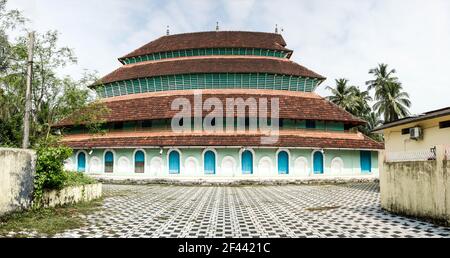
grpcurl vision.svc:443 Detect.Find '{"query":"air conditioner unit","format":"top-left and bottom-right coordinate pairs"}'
top-left (410, 127), bottom-right (423, 140)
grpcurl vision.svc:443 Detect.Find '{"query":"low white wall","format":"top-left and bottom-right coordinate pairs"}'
top-left (41, 183), bottom-right (102, 208)
top-left (0, 148), bottom-right (36, 216)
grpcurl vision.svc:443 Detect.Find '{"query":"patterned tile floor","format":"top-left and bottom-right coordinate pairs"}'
top-left (9, 183), bottom-right (450, 238)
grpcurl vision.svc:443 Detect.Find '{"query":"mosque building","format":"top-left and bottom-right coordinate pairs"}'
top-left (57, 30), bottom-right (383, 180)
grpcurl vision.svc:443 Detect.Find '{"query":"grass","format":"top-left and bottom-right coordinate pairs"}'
top-left (0, 198), bottom-right (103, 237)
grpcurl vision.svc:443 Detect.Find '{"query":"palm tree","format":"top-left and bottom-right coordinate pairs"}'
top-left (350, 87), bottom-right (372, 117)
top-left (326, 79), bottom-right (356, 113)
top-left (366, 64), bottom-right (411, 123)
top-left (326, 79), bottom-right (372, 117)
top-left (366, 63), bottom-right (398, 91)
top-left (365, 112), bottom-right (383, 132)
top-left (372, 82), bottom-right (411, 123)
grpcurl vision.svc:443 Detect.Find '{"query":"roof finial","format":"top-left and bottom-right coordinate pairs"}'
top-left (275, 24), bottom-right (279, 34)
top-left (216, 21), bottom-right (220, 31)
top-left (166, 25), bottom-right (170, 36)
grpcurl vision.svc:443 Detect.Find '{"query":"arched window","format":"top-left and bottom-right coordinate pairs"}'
top-left (204, 150), bottom-right (216, 175)
top-left (241, 150), bottom-right (253, 175)
top-left (105, 151), bottom-right (114, 173)
top-left (135, 150), bottom-right (145, 173)
top-left (77, 152), bottom-right (86, 173)
top-left (278, 151), bottom-right (289, 175)
top-left (169, 151), bottom-right (181, 174)
top-left (313, 151), bottom-right (324, 174)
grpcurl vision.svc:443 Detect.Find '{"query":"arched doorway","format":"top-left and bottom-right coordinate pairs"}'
top-left (77, 152), bottom-right (86, 173)
top-left (104, 151), bottom-right (114, 173)
top-left (204, 150), bottom-right (216, 175)
top-left (278, 151), bottom-right (289, 175)
top-left (313, 151), bottom-right (324, 174)
top-left (134, 150), bottom-right (145, 173)
top-left (169, 150), bottom-right (181, 174)
top-left (241, 150), bottom-right (254, 175)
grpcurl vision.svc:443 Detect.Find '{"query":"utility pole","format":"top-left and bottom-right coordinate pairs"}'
top-left (22, 31), bottom-right (35, 149)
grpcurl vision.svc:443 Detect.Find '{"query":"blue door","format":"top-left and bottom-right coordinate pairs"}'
top-left (77, 152), bottom-right (86, 173)
top-left (360, 151), bottom-right (372, 174)
top-left (104, 151), bottom-right (114, 173)
top-left (242, 150), bottom-right (253, 175)
top-left (169, 151), bottom-right (181, 174)
top-left (278, 151), bottom-right (289, 175)
top-left (313, 151), bottom-right (324, 174)
top-left (204, 151), bottom-right (216, 175)
top-left (135, 151), bottom-right (145, 173)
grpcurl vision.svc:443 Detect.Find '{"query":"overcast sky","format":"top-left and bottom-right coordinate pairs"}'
top-left (7, 0), bottom-right (450, 114)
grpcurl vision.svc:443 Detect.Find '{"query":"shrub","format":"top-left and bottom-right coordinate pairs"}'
top-left (34, 143), bottom-right (73, 206)
top-left (33, 137), bottom-right (97, 208)
top-left (64, 171), bottom-right (96, 187)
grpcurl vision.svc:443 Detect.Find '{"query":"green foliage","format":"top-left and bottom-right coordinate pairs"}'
top-left (0, 1), bottom-right (108, 148)
top-left (366, 63), bottom-right (411, 123)
top-left (33, 137), bottom-right (97, 208)
top-left (326, 79), bottom-right (372, 118)
top-left (327, 63), bottom-right (412, 141)
top-left (64, 171), bottom-right (97, 187)
top-left (34, 139), bottom-right (73, 205)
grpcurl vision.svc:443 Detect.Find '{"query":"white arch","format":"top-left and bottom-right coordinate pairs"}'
top-left (311, 150), bottom-right (326, 175)
top-left (220, 156), bottom-right (236, 177)
top-left (150, 156), bottom-right (164, 177)
top-left (133, 149), bottom-right (147, 174)
top-left (89, 156), bottom-right (102, 174)
top-left (239, 148), bottom-right (256, 175)
top-left (75, 150), bottom-right (89, 173)
top-left (103, 149), bottom-right (117, 173)
top-left (294, 157), bottom-right (309, 177)
top-left (64, 158), bottom-right (74, 172)
top-left (184, 156), bottom-right (199, 177)
top-left (258, 156), bottom-right (274, 177)
top-left (117, 156), bottom-right (131, 173)
top-left (167, 148), bottom-right (182, 175)
top-left (202, 148), bottom-right (218, 175)
top-left (331, 157), bottom-right (344, 175)
top-left (276, 149), bottom-right (291, 175)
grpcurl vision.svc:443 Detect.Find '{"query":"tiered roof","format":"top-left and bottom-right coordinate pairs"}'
top-left (119, 31), bottom-right (293, 61)
top-left (56, 89), bottom-right (364, 127)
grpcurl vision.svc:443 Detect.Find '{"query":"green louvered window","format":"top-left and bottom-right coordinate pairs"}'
top-left (96, 73), bottom-right (320, 98)
top-left (122, 48), bottom-right (289, 64)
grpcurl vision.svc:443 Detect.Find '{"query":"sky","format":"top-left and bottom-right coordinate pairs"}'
top-left (7, 0), bottom-right (450, 114)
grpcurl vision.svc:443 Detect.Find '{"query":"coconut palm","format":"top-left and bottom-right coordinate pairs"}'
top-left (372, 82), bottom-right (411, 123)
top-left (366, 63), bottom-right (411, 122)
top-left (326, 78), bottom-right (372, 117)
top-left (366, 63), bottom-right (399, 92)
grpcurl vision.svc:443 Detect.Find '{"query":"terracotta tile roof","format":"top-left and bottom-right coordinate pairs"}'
top-left (96, 57), bottom-right (325, 85)
top-left (55, 89), bottom-right (365, 126)
top-left (119, 31), bottom-right (292, 60)
top-left (60, 130), bottom-right (384, 150)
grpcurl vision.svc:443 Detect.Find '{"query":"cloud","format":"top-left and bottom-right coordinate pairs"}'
top-left (7, 0), bottom-right (450, 114)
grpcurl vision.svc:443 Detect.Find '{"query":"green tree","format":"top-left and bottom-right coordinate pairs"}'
top-left (358, 111), bottom-right (384, 141)
top-left (366, 63), bottom-right (411, 122)
top-left (327, 78), bottom-right (384, 141)
top-left (0, 1), bottom-right (109, 147)
top-left (326, 78), bottom-right (372, 118)
top-left (372, 82), bottom-right (411, 123)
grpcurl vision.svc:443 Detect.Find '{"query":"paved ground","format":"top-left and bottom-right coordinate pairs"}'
top-left (51, 182), bottom-right (450, 238)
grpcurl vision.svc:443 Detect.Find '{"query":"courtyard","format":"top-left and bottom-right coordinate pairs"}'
top-left (2, 182), bottom-right (450, 238)
top-left (51, 182), bottom-right (450, 238)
